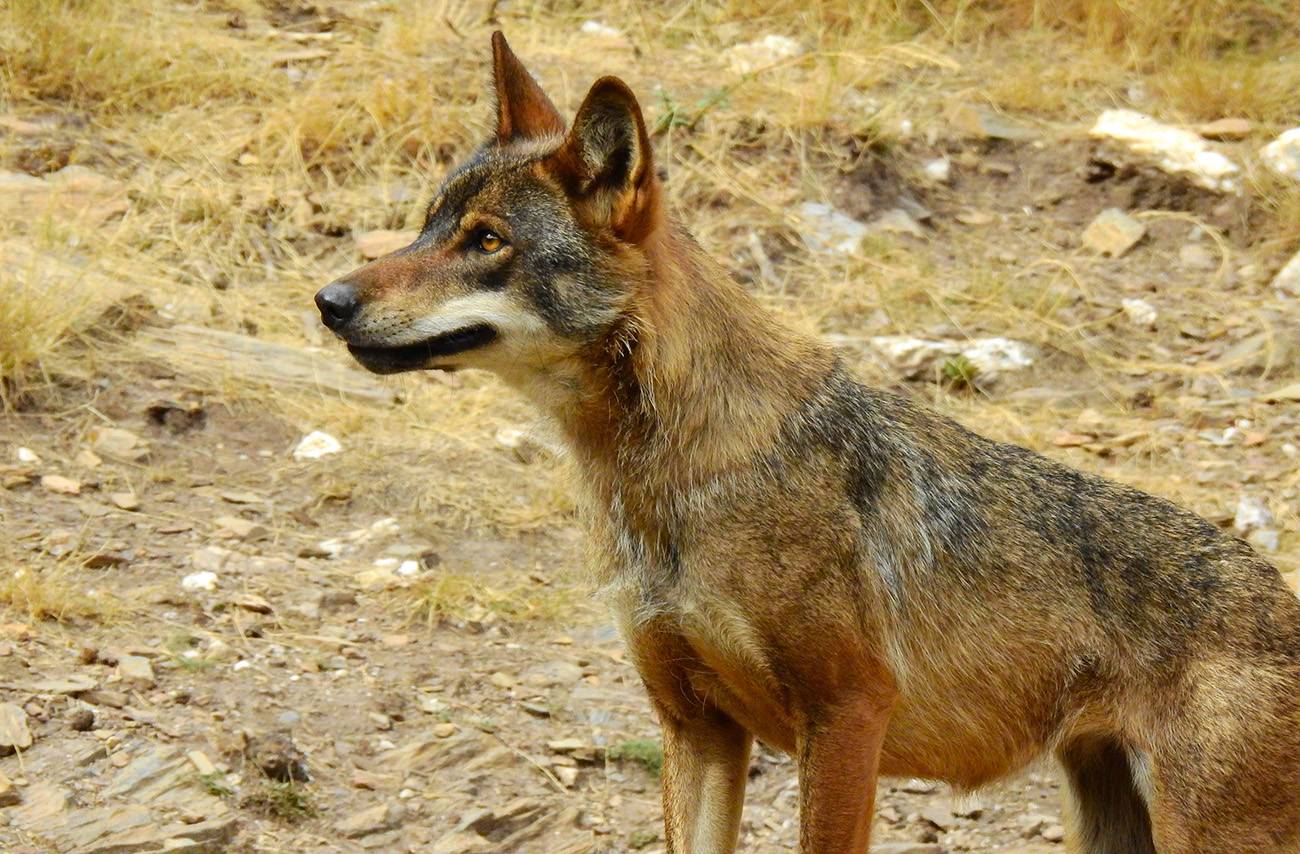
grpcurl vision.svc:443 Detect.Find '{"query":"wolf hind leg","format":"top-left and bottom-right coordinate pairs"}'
top-left (1056, 734), bottom-right (1156, 854)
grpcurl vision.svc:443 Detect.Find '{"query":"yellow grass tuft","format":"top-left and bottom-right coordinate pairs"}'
top-left (0, 561), bottom-right (122, 624)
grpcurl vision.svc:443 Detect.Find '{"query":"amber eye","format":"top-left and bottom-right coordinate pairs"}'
top-left (476, 230), bottom-right (504, 254)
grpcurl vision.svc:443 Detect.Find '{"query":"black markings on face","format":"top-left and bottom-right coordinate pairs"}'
top-left (412, 142), bottom-right (627, 339)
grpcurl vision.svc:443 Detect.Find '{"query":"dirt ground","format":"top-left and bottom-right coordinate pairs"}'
top-left (1, 2), bottom-right (1298, 852)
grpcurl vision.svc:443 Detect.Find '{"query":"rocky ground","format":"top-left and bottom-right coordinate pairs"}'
top-left (2, 3), bottom-right (1299, 852)
top-left (0, 379), bottom-right (1081, 853)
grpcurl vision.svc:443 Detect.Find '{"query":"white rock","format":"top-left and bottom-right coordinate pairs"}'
top-left (293, 430), bottom-right (342, 460)
top-left (1091, 109), bottom-right (1239, 192)
top-left (1260, 127), bottom-right (1300, 181)
top-left (869, 208), bottom-right (925, 238)
top-left (960, 338), bottom-right (1034, 378)
top-left (796, 202), bottom-right (868, 254)
top-left (867, 336), bottom-right (954, 377)
top-left (923, 157), bottom-right (951, 183)
top-left (181, 571), bottom-right (219, 592)
top-left (580, 20), bottom-right (622, 38)
top-left (232, 660), bottom-right (252, 672)
top-left (1247, 529), bottom-right (1280, 553)
top-left (15, 447), bottom-right (40, 464)
top-left (1271, 250), bottom-right (1300, 297)
top-left (724, 34), bottom-right (804, 75)
top-left (316, 538), bottom-right (347, 557)
top-left (1121, 298), bottom-right (1158, 327)
top-left (866, 336), bottom-right (1034, 381)
top-left (395, 560), bottom-right (421, 577)
top-left (1234, 496), bottom-right (1274, 535)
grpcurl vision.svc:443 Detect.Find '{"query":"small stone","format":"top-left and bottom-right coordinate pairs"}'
top-left (187, 750), bottom-right (218, 776)
top-left (89, 426), bottom-right (146, 460)
top-left (432, 831), bottom-right (492, 854)
top-left (0, 703), bottom-right (33, 754)
top-left (723, 34), bottom-right (803, 75)
top-left (555, 766), bottom-right (579, 788)
top-left (579, 20), bottom-right (622, 39)
top-left (922, 157), bottom-right (951, 183)
top-left (215, 515), bottom-right (267, 541)
top-left (190, 546), bottom-right (231, 573)
top-left (1082, 208), bottom-right (1146, 257)
top-left (15, 446), bottom-right (40, 463)
top-left (40, 474), bottom-right (81, 495)
top-left (336, 803), bottom-right (401, 838)
top-left (520, 660), bottom-right (583, 688)
top-left (1234, 496), bottom-right (1274, 534)
top-left (1121, 298), bottom-right (1158, 327)
top-left (917, 805), bottom-right (953, 829)
top-left (488, 672), bottom-right (515, 689)
top-left (1041, 824), bottom-right (1067, 843)
top-left (293, 430), bottom-right (342, 460)
top-left (1260, 127), bottom-right (1300, 181)
top-left (356, 230), bottom-right (418, 259)
top-left (1271, 251), bottom-right (1300, 297)
top-left (68, 708), bottom-right (95, 732)
top-left (1194, 118), bottom-right (1253, 140)
top-left (369, 712), bottom-right (393, 731)
top-left (1179, 243), bottom-right (1216, 271)
top-left (0, 769), bottom-right (18, 806)
top-left (1247, 529), bottom-right (1280, 553)
top-left (900, 778), bottom-right (937, 794)
top-left (947, 103), bottom-right (1037, 141)
top-left (872, 844), bottom-right (943, 854)
top-left (118, 655), bottom-right (156, 688)
top-left (494, 427), bottom-right (545, 463)
top-left (109, 492), bottom-right (140, 511)
top-left (869, 208), bottom-right (926, 238)
top-left (796, 202), bottom-right (868, 254)
top-left (232, 593), bottom-right (273, 614)
top-left (277, 710), bottom-right (301, 727)
top-left (956, 209), bottom-right (994, 226)
top-left (74, 448), bottom-right (102, 468)
top-left (82, 689), bottom-right (129, 709)
top-left (433, 723), bottom-right (457, 738)
top-left (181, 571), bottom-right (219, 592)
top-left (547, 737), bottom-right (587, 754)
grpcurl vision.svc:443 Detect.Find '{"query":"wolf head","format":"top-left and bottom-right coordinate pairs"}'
top-left (315, 33), bottom-right (662, 396)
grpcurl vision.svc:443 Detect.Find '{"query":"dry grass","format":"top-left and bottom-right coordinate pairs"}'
top-left (404, 568), bottom-right (587, 628)
top-left (0, 557), bottom-right (122, 624)
top-left (0, 0), bottom-right (1296, 584)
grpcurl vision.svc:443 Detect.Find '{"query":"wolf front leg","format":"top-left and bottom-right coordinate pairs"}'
top-left (657, 704), bottom-right (753, 853)
top-left (796, 694), bottom-right (893, 852)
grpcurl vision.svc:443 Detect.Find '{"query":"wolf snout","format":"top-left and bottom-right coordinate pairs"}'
top-left (315, 281), bottom-right (360, 332)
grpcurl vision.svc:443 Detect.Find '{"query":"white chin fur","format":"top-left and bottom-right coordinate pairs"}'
top-left (390, 291), bottom-right (547, 345)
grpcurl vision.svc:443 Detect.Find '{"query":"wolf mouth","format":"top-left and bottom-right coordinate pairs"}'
top-left (347, 323), bottom-right (497, 374)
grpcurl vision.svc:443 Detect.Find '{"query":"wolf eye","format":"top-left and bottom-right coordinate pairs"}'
top-left (475, 230), bottom-right (505, 254)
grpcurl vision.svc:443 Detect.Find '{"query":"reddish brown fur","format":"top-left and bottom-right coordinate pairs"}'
top-left (318, 35), bottom-right (1300, 854)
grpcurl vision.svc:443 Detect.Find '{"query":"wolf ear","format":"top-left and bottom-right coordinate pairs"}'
top-left (491, 31), bottom-right (564, 143)
top-left (553, 77), bottom-right (661, 243)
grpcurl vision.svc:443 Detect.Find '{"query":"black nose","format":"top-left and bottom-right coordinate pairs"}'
top-left (315, 282), bottom-right (359, 331)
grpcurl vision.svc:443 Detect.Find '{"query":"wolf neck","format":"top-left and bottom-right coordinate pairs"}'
top-left (557, 221), bottom-right (833, 492)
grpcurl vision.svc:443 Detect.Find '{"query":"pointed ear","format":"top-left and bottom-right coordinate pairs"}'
top-left (553, 77), bottom-right (661, 243)
top-left (491, 31), bottom-right (564, 143)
